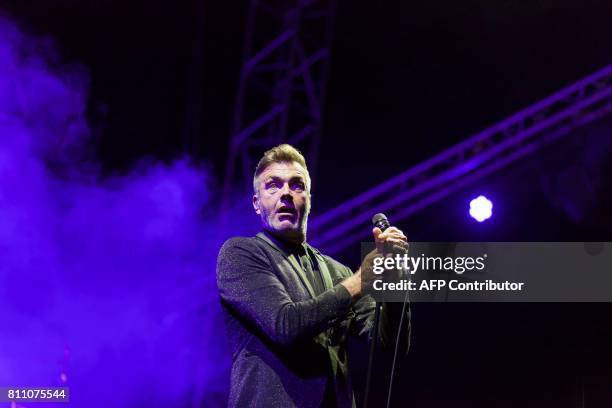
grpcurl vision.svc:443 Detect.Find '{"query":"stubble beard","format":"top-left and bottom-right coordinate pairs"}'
top-left (264, 206), bottom-right (310, 244)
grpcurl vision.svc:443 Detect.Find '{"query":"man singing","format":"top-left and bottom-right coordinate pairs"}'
top-left (216, 144), bottom-right (410, 407)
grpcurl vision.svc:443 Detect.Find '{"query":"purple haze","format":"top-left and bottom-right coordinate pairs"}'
top-left (0, 16), bottom-right (247, 407)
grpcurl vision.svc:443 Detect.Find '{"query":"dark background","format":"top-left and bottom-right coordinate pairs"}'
top-left (2, 0), bottom-right (612, 406)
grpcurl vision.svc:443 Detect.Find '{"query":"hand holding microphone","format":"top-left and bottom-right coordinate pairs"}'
top-left (371, 213), bottom-right (409, 285)
top-left (340, 214), bottom-right (409, 299)
top-left (372, 213), bottom-right (409, 255)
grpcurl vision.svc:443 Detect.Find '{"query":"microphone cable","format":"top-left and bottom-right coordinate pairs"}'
top-left (385, 280), bottom-right (411, 408)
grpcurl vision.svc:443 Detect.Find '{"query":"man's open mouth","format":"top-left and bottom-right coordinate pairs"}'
top-left (277, 207), bottom-right (297, 217)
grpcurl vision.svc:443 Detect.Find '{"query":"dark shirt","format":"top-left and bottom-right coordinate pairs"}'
top-left (268, 235), bottom-right (326, 296)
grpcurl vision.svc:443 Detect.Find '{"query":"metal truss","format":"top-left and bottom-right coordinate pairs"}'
top-left (310, 65), bottom-right (612, 254)
top-left (221, 0), bottom-right (336, 210)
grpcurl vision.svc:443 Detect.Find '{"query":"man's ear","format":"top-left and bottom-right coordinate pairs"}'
top-left (252, 193), bottom-right (261, 215)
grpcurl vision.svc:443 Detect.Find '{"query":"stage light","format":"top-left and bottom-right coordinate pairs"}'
top-left (469, 195), bottom-right (492, 222)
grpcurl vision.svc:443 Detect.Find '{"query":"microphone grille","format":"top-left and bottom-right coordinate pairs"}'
top-left (371, 213), bottom-right (387, 225)
top-left (372, 213), bottom-right (391, 231)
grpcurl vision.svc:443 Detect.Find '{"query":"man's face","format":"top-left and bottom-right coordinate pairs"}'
top-left (253, 161), bottom-right (311, 243)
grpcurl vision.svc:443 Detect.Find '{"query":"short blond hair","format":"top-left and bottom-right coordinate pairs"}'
top-left (253, 144), bottom-right (310, 193)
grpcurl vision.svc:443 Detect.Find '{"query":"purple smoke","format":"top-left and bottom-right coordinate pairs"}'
top-left (0, 16), bottom-right (243, 407)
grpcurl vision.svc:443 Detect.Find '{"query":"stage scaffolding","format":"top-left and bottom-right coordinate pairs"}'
top-left (310, 65), bottom-right (612, 254)
top-left (222, 0), bottom-right (336, 211)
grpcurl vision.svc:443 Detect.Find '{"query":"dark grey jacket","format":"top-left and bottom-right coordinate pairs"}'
top-left (216, 231), bottom-right (410, 407)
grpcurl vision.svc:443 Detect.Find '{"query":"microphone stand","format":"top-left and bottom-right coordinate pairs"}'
top-left (364, 213), bottom-right (398, 407)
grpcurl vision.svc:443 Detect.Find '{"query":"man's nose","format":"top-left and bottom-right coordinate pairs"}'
top-left (280, 183), bottom-right (293, 199)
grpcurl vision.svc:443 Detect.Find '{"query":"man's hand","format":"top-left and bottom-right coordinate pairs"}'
top-left (373, 226), bottom-right (409, 255)
top-left (340, 226), bottom-right (409, 300)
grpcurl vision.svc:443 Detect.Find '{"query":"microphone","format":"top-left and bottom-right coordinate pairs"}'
top-left (372, 213), bottom-right (390, 231)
